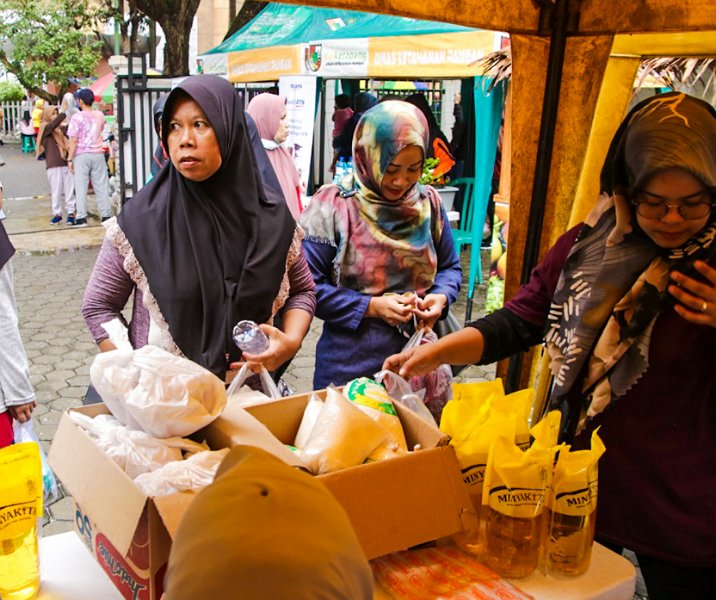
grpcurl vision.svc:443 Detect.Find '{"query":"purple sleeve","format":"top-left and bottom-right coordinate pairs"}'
top-left (283, 249), bottom-right (317, 315)
top-left (82, 238), bottom-right (135, 343)
top-left (302, 239), bottom-right (371, 331)
top-left (428, 206), bottom-right (462, 304)
top-left (504, 224), bottom-right (582, 326)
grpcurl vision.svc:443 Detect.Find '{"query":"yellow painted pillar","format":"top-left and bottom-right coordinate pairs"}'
top-left (569, 55), bottom-right (640, 226)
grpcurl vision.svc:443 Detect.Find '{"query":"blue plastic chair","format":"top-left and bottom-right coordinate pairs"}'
top-left (450, 177), bottom-right (476, 253)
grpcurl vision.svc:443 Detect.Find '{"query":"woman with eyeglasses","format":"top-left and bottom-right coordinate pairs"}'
top-left (384, 92), bottom-right (716, 600)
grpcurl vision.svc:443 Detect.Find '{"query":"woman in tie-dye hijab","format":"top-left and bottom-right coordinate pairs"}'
top-left (301, 100), bottom-right (461, 389)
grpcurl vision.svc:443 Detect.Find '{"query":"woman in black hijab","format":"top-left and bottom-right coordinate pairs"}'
top-left (83, 75), bottom-right (316, 381)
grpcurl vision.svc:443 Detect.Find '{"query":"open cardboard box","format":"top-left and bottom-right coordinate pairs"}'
top-left (202, 389), bottom-right (476, 560)
top-left (48, 390), bottom-right (475, 598)
top-left (47, 401), bottom-right (299, 600)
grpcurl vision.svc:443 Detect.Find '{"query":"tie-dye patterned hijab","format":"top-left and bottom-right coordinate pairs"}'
top-left (547, 92), bottom-right (716, 437)
top-left (301, 101), bottom-right (445, 295)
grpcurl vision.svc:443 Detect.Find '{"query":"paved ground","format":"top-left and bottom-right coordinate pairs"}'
top-left (0, 137), bottom-right (647, 600)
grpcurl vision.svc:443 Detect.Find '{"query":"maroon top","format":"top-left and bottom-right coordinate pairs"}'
top-left (503, 225), bottom-right (716, 567)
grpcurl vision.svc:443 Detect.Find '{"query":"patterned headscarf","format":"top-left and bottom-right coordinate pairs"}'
top-left (301, 101), bottom-right (445, 296)
top-left (547, 92), bottom-right (716, 438)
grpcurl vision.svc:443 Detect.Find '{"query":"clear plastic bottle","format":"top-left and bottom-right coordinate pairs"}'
top-left (546, 508), bottom-right (597, 576)
top-left (232, 320), bottom-right (270, 355)
top-left (484, 508), bottom-right (544, 578)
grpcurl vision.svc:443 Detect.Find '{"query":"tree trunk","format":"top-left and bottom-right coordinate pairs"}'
top-left (131, 0), bottom-right (200, 77)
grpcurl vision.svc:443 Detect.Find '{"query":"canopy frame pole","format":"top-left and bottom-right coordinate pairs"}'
top-left (505, 0), bottom-right (577, 393)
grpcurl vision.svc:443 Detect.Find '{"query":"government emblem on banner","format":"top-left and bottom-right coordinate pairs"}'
top-left (305, 44), bottom-right (322, 72)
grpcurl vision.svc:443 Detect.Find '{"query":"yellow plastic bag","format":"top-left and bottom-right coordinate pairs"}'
top-left (545, 429), bottom-right (605, 576)
top-left (0, 442), bottom-right (42, 600)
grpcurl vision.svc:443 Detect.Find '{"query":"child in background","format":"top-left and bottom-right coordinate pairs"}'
top-left (19, 111), bottom-right (35, 153)
top-left (330, 94), bottom-right (353, 174)
top-left (31, 99), bottom-right (45, 160)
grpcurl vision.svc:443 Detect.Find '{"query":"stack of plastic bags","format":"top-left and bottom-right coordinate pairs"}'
top-left (78, 319), bottom-right (230, 495)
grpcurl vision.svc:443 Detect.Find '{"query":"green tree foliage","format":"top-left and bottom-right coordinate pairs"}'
top-left (0, 0), bottom-right (103, 102)
top-left (0, 81), bottom-right (25, 102)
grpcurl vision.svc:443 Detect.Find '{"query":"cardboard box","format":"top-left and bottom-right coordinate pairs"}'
top-left (201, 390), bottom-right (476, 559)
top-left (48, 401), bottom-right (298, 600)
top-left (48, 390), bottom-right (476, 599)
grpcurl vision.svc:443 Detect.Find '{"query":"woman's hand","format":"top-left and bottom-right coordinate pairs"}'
top-left (382, 342), bottom-right (443, 379)
top-left (366, 293), bottom-right (417, 326)
top-left (412, 293), bottom-right (448, 329)
top-left (668, 260), bottom-right (716, 328)
top-left (239, 324), bottom-right (301, 372)
top-left (9, 401), bottom-right (36, 423)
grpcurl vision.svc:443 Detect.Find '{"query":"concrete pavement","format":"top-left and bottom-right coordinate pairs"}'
top-left (1, 138), bottom-right (495, 533)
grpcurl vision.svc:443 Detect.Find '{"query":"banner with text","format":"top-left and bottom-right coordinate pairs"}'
top-left (227, 46), bottom-right (302, 82)
top-left (305, 38), bottom-right (370, 77)
top-left (278, 76), bottom-right (318, 201)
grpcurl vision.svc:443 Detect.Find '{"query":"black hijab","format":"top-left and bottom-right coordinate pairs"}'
top-left (118, 75), bottom-right (295, 378)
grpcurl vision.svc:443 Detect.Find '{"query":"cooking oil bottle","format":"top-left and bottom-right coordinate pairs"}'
top-left (545, 429), bottom-right (605, 576)
top-left (0, 442), bottom-right (42, 600)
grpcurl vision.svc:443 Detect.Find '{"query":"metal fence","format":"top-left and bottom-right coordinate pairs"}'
top-left (0, 102), bottom-right (25, 137)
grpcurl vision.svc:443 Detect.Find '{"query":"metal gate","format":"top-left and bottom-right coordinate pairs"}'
top-left (115, 55), bottom-right (174, 203)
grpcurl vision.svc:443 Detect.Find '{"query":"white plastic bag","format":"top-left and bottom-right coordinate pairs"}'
top-left (68, 412), bottom-right (209, 478)
top-left (294, 392), bottom-right (324, 449)
top-left (375, 370), bottom-right (438, 427)
top-left (90, 319), bottom-right (226, 438)
top-left (133, 448), bottom-right (229, 496)
top-left (13, 418), bottom-right (59, 505)
top-left (301, 387), bottom-right (388, 475)
top-left (225, 364), bottom-right (281, 408)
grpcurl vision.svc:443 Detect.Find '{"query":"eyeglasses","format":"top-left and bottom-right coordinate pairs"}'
top-left (632, 189), bottom-right (715, 220)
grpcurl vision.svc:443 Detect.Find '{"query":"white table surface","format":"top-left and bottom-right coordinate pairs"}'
top-left (38, 532), bottom-right (121, 600)
top-left (38, 532), bottom-right (635, 600)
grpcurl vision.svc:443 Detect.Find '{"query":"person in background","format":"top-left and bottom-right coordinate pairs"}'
top-left (66, 88), bottom-right (112, 227)
top-left (0, 216), bottom-right (36, 448)
top-left (30, 98), bottom-right (44, 136)
top-left (384, 92), bottom-right (716, 600)
top-left (246, 93), bottom-right (303, 219)
top-left (405, 92), bottom-right (455, 180)
top-left (301, 100), bottom-right (461, 389)
top-left (450, 91), bottom-right (468, 180)
top-left (59, 91), bottom-right (78, 126)
top-left (37, 105), bottom-right (76, 225)
top-left (19, 111), bottom-right (35, 153)
top-left (149, 93), bottom-right (169, 178)
top-left (332, 91), bottom-right (378, 162)
top-left (330, 93), bottom-right (354, 174)
top-left (82, 75), bottom-right (315, 384)
top-left (163, 445), bottom-right (373, 600)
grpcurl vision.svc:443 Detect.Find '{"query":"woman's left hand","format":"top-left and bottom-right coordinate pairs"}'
top-left (235, 324), bottom-right (301, 373)
top-left (412, 293), bottom-right (448, 329)
top-left (668, 260), bottom-right (716, 328)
